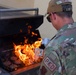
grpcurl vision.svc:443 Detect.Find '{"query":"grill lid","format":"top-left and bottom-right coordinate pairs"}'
top-left (0, 8), bottom-right (43, 36)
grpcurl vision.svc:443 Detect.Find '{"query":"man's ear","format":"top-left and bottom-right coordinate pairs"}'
top-left (52, 13), bottom-right (56, 20)
top-left (50, 13), bottom-right (56, 21)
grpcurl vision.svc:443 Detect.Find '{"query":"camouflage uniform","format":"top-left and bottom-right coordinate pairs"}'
top-left (39, 23), bottom-right (76, 75)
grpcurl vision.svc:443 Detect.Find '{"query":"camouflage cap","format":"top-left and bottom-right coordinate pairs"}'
top-left (47, 0), bottom-right (72, 14)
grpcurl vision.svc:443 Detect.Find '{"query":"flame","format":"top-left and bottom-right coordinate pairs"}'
top-left (31, 32), bottom-right (38, 36)
top-left (14, 38), bottom-right (43, 66)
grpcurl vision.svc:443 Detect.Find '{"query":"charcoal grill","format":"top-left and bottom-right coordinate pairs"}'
top-left (0, 8), bottom-right (44, 75)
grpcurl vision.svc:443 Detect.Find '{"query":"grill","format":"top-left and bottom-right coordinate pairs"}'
top-left (0, 8), bottom-right (44, 75)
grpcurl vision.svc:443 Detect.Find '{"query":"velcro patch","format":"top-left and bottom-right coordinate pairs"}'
top-left (44, 57), bottom-right (57, 72)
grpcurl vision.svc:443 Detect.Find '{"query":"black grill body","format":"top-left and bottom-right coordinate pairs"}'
top-left (0, 8), bottom-right (43, 75)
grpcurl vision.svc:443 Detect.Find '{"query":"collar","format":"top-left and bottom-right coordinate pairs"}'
top-left (58, 22), bottom-right (76, 33)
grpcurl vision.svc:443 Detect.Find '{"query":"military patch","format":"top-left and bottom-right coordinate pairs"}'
top-left (44, 57), bottom-right (57, 72)
top-left (56, 1), bottom-right (62, 4)
top-left (56, 0), bottom-right (71, 5)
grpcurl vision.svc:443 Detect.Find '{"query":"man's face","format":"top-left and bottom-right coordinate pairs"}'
top-left (46, 13), bottom-right (60, 30)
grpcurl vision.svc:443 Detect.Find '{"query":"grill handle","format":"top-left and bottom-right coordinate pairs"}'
top-left (0, 8), bottom-right (39, 15)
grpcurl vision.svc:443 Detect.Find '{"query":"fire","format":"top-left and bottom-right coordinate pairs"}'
top-left (14, 38), bottom-right (43, 66)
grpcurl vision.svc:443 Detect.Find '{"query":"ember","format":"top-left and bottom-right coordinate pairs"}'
top-left (14, 38), bottom-right (43, 66)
